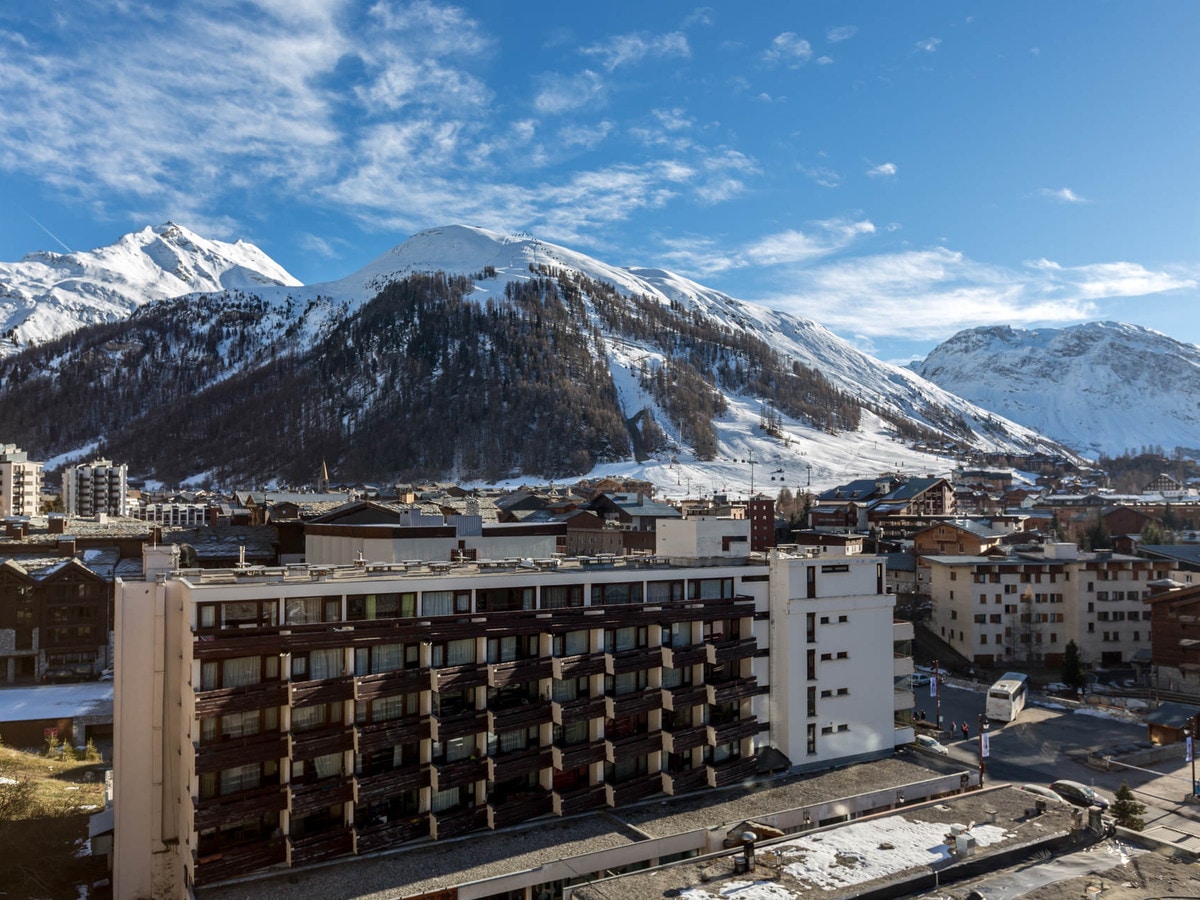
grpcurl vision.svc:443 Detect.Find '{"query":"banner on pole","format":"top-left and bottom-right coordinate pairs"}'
top-left (930, 678), bottom-right (937, 698)
top-left (980, 731), bottom-right (990, 758)
top-left (1188, 735), bottom-right (1194, 763)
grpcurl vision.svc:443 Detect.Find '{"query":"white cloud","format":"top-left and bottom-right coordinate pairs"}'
top-left (816, 56), bottom-right (834, 65)
top-left (800, 164), bottom-right (841, 188)
top-left (580, 31), bottom-right (690, 71)
top-left (1037, 187), bottom-right (1088, 203)
top-left (915, 37), bottom-right (942, 52)
top-left (763, 32), bottom-right (813, 67)
top-left (744, 219), bottom-right (875, 265)
top-left (534, 70), bottom-right (606, 114)
top-left (826, 25), bottom-right (857, 43)
top-left (867, 162), bottom-right (898, 178)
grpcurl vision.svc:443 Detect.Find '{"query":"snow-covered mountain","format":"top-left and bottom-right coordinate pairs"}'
top-left (0, 224), bottom-right (1073, 491)
top-left (912, 322), bottom-right (1200, 458)
top-left (0, 223), bottom-right (300, 353)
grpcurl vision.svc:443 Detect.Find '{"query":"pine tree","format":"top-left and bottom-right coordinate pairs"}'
top-left (1110, 782), bottom-right (1145, 830)
top-left (1061, 640), bottom-right (1086, 692)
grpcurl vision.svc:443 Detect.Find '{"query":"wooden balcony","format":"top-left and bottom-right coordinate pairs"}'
top-left (288, 778), bottom-right (354, 817)
top-left (487, 789), bottom-right (553, 829)
top-left (430, 663), bottom-right (487, 692)
top-left (487, 746), bottom-right (551, 782)
top-left (429, 805), bottom-right (488, 840)
top-left (289, 726), bottom-right (354, 762)
top-left (353, 765), bottom-right (429, 806)
top-left (706, 717), bottom-right (760, 747)
top-left (487, 657), bottom-right (552, 688)
top-left (287, 827), bottom-right (354, 866)
top-left (193, 841), bottom-right (286, 886)
top-left (604, 730), bottom-right (661, 764)
top-left (429, 707), bottom-right (487, 743)
top-left (289, 675), bottom-right (355, 708)
top-left (195, 733), bottom-right (288, 775)
top-left (604, 690), bottom-right (661, 719)
top-left (706, 638), bottom-right (757, 666)
top-left (661, 725), bottom-right (707, 755)
top-left (661, 644), bottom-right (708, 669)
top-left (706, 677), bottom-right (759, 706)
top-left (194, 784), bottom-right (286, 832)
top-left (487, 701), bottom-right (553, 734)
top-left (551, 741), bottom-right (606, 771)
top-left (706, 756), bottom-right (758, 788)
top-left (353, 817), bottom-right (427, 855)
top-left (552, 783), bottom-right (607, 816)
top-left (354, 668), bottom-right (428, 702)
top-left (605, 648), bottom-right (653, 676)
top-left (605, 772), bottom-right (662, 807)
top-left (551, 695), bottom-right (606, 726)
top-left (551, 652), bottom-right (606, 680)
top-left (194, 681), bottom-right (287, 718)
top-left (353, 718), bottom-right (427, 755)
top-left (661, 683), bottom-right (708, 712)
top-left (430, 756), bottom-right (488, 793)
top-left (662, 767), bottom-right (709, 796)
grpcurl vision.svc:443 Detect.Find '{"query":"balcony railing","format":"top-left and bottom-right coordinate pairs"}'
top-left (193, 784), bottom-right (286, 832)
top-left (604, 690), bottom-right (661, 719)
top-left (551, 652), bottom-right (606, 680)
top-left (287, 827), bottom-right (354, 866)
top-left (706, 717), bottom-right (759, 747)
top-left (353, 717), bottom-right (427, 755)
top-left (551, 783), bottom-right (607, 816)
top-left (429, 708), bottom-right (488, 743)
top-left (551, 695), bottom-right (607, 726)
top-left (430, 756), bottom-right (488, 793)
top-left (194, 733), bottom-right (288, 775)
top-left (487, 746), bottom-right (551, 782)
top-left (661, 644), bottom-right (709, 669)
top-left (289, 675), bottom-right (355, 708)
top-left (662, 767), bottom-right (708, 796)
top-left (487, 657), bottom-right (552, 688)
top-left (706, 756), bottom-right (758, 788)
top-left (605, 648), bottom-right (653, 676)
top-left (551, 741), bottom-right (606, 771)
top-left (429, 805), bottom-right (488, 840)
top-left (354, 668), bottom-right (428, 702)
top-left (353, 765), bottom-right (429, 806)
top-left (661, 724), bottom-right (707, 755)
top-left (353, 817), bottom-right (427, 855)
top-left (604, 730), bottom-right (661, 764)
top-left (605, 772), bottom-right (661, 806)
top-left (289, 726), bottom-right (354, 762)
top-left (194, 681), bottom-right (287, 718)
top-left (487, 789), bottom-right (553, 829)
top-left (193, 841), bottom-right (286, 886)
top-left (430, 663), bottom-right (487, 692)
top-left (288, 778), bottom-right (354, 817)
top-left (487, 702), bottom-right (553, 734)
top-left (661, 683), bottom-right (709, 712)
top-left (705, 677), bottom-right (758, 706)
top-left (706, 638), bottom-right (757, 666)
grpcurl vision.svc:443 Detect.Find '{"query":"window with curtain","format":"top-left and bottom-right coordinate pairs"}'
top-left (312, 752), bottom-right (343, 779)
top-left (308, 648), bottom-right (344, 680)
top-left (285, 597), bottom-right (323, 624)
top-left (219, 762), bottom-right (261, 795)
top-left (291, 704), bottom-right (329, 732)
top-left (444, 737), bottom-right (473, 762)
top-left (422, 591), bottom-right (453, 617)
top-left (498, 729), bottom-right (528, 753)
top-left (372, 643), bottom-right (404, 673)
top-left (446, 638), bottom-right (475, 666)
top-left (431, 786), bottom-right (461, 813)
top-left (222, 656), bottom-right (262, 688)
top-left (646, 581), bottom-right (684, 603)
top-left (541, 584), bottom-right (583, 609)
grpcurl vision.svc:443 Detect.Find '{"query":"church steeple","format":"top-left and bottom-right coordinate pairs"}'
top-left (317, 459), bottom-right (330, 493)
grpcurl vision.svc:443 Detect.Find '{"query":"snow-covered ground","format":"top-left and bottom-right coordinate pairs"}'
top-left (0, 682), bottom-right (113, 723)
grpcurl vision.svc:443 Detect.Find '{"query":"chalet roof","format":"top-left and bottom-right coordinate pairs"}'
top-left (593, 493), bottom-right (681, 519)
top-left (915, 519), bottom-right (1006, 540)
top-left (1143, 701), bottom-right (1200, 728)
top-left (884, 552), bottom-right (916, 573)
top-left (1138, 545), bottom-right (1200, 571)
top-left (817, 478), bottom-right (886, 502)
top-left (881, 476), bottom-right (946, 501)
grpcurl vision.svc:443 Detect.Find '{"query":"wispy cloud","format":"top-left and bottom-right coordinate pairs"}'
top-left (867, 162), bottom-right (898, 178)
top-left (534, 70), bottom-right (605, 114)
top-left (1037, 187), bottom-right (1088, 203)
top-left (763, 32), bottom-right (813, 67)
top-left (915, 37), bottom-right (942, 53)
top-left (826, 25), bottom-right (857, 43)
top-left (580, 31), bottom-right (690, 71)
top-left (744, 219), bottom-right (876, 265)
top-left (800, 164), bottom-right (841, 188)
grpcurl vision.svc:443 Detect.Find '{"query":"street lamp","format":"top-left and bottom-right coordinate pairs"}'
top-left (1189, 714), bottom-right (1199, 798)
top-left (933, 659), bottom-right (943, 734)
top-left (977, 713), bottom-right (989, 786)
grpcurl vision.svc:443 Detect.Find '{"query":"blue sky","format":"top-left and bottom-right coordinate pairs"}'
top-left (1, 1), bottom-right (1198, 362)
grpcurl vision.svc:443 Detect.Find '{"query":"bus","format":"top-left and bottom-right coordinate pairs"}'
top-left (985, 672), bottom-right (1028, 722)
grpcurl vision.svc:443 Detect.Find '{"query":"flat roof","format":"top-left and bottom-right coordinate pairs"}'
top-left (0, 682), bottom-right (113, 725)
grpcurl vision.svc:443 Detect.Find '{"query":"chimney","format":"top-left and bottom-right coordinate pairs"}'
top-left (57, 537), bottom-right (77, 558)
top-left (48, 514), bottom-right (67, 535)
top-left (208, 505), bottom-right (219, 528)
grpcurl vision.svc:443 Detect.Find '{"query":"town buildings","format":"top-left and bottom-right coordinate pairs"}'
top-left (61, 458), bottom-right (129, 518)
top-left (0, 443), bottom-right (43, 517)
top-left (109, 515), bottom-right (911, 897)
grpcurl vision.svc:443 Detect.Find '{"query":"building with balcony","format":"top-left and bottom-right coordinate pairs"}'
top-left (108, 516), bottom-right (907, 897)
top-left (0, 444), bottom-right (43, 518)
top-left (62, 458), bottom-right (128, 518)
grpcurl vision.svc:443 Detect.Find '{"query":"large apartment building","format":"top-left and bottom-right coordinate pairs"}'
top-left (110, 517), bottom-right (911, 897)
top-left (926, 542), bottom-right (1164, 668)
top-left (61, 458), bottom-right (128, 518)
top-left (0, 444), bottom-right (43, 518)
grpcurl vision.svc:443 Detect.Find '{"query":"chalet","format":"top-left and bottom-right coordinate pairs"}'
top-left (587, 492), bottom-right (681, 532)
top-left (1145, 582), bottom-right (1200, 694)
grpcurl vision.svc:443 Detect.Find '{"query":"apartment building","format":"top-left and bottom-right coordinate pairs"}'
top-left (926, 542), bottom-right (1163, 668)
top-left (0, 444), bottom-right (43, 517)
top-left (109, 518), bottom-right (908, 897)
top-left (61, 458), bottom-right (129, 518)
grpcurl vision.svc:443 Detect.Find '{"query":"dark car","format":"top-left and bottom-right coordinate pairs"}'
top-left (1049, 779), bottom-right (1110, 810)
top-left (70, 664), bottom-right (97, 681)
top-left (42, 666), bottom-right (78, 684)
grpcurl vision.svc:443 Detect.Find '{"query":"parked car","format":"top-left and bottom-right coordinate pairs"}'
top-left (1049, 780), bottom-right (1111, 810)
top-left (70, 664), bottom-right (97, 681)
top-left (1017, 784), bottom-right (1071, 805)
top-left (42, 666), bottom-right (78, 684)
top-left (910, 673), bottom-right (932, 687)
top-left (915, 734), bottom-right (949, 755)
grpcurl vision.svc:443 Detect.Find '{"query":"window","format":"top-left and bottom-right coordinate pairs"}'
top-left (200, 655), bottom-right (278, 691)
top-left (646, 580), bottom-right (685, 603)
top-left (807, 686), bottom-right (816, 717)
top-left (688, 578), bottom-right (733, 600)
top-left (354, 643), bottom-right (418, 674)
top-left (807, 649), bottom-right (816, 681)
top-left (292, 647), bottom-right (344, 681)
top-left (807, 723), bottom-right (816, 755)
top-left (807, 612), bottom-right (816, 643)
top-left (542, 584), bottom-right (584, 609)
top-left (605, 626), bottom-right (647, 653)
top-left (592, 582), bottom-right (644, 606)
top-left (432, 638), bottom-right (476, 667)
top-left (199, 600), bottom-right (277, 630)
top-left (477, 587), bottom-right (534, 612)
top-left (200, 707), bottom-right (278, 743)
top-left (348, 593), bottom-right (415, 620)
top-left (553, 629), bottom-right (590, 657)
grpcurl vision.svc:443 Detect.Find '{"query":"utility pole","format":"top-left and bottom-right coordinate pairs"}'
top-left (748, 449), bottom-right (757, 497)
top-left (977, 713), bottom-right (988, 786)
top-left (933, 659), bottom-right (942, 735)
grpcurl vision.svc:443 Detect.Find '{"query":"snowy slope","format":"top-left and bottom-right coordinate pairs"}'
top-left (0, 223), bottom-right (300, 354)
top-left (912, 322), bottom-right (1200, 457)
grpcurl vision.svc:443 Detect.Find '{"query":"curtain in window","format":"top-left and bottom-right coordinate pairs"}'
top-left (564, 630), bottom-right (589, 656)
top-left (309, 648), bottom-right (343, 680)
top-left (312, 752), bottom-right (342, 779)
top-left (551, 678), bottom-right (576, 702)
top-left (498, 730), bottom-right (526, 753)
top-left (373, 643), bottom-right (403, 673)
top-left (291, 705), bottom-right (327, 732)
top-left (662, 666), bottom-right (683, 688)
top-left (444, 737), bottom-right (472, 762)
top-left (422, 591), bottom-right (453, 617)
top-left (219, 763), bottom-right (261, 795)
top-left (220, 710), bottom-right (261, 739)
top-left (286, 597), bottom-right (322, 624)
top-left (446, 638), bottom-right (475, 666)
top-left (431, 786), bottom-right (460, 813)
top-left (646, 582), bottom-right (675, 603)
top-left (222, 656), bottom-right (261, 688)
top-left (372, 695), bottom-right (406, 722)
